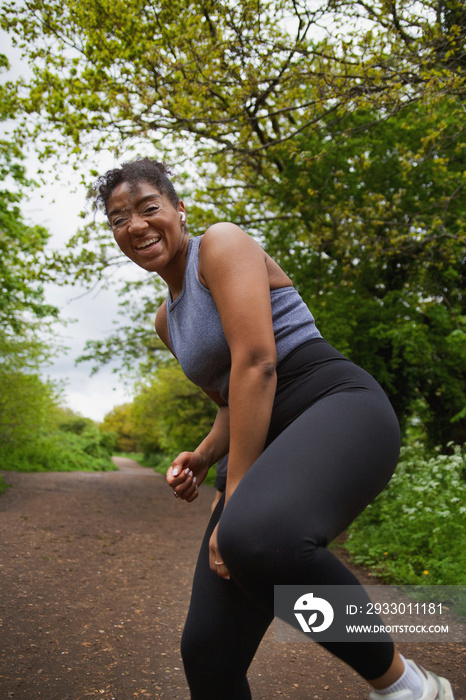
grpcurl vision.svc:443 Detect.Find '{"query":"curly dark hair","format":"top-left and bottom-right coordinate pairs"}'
top-left (89, 157), bottom-right (180, 216)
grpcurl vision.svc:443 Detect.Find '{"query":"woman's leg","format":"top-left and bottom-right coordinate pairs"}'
top-left (181, 497), bottom-right (273, 700)
top-left (218, 388), bottom-right (401, 681)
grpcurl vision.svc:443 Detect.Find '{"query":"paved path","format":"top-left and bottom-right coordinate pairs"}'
top-left (0, 460), bottom-right (464, 699)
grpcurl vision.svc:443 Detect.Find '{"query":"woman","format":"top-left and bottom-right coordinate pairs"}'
top-left (93, 157), bottom-right (454, 700)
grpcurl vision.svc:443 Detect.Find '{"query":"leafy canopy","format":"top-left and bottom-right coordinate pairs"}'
top-left (1, 1), bottom-right (465, 444)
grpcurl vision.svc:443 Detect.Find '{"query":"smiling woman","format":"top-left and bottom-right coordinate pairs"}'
top-left (88, 157), bottom-right (455, 700)
top-left (108, 182), bottom-right (188, 286)
top-left (91, 160), bottom-right (188, 289)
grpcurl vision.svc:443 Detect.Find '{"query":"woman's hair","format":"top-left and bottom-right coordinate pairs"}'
top-left (90, 157), bottom-right (180, 215)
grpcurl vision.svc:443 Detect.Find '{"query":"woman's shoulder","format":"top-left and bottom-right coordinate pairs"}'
top-left (200, 223), bottom-right (292, 291)
top-left (202, 222), bottom-right (253, 244)
top-left (198, 223), bottom-right (265, 287)
top-left (200, 222), bottom-right (263, 261)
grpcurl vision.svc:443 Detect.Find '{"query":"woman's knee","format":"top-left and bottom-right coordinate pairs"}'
top-left (217, 505), bottom-right (272, 574)
top-left (218, 504), bottom-right (321, 582)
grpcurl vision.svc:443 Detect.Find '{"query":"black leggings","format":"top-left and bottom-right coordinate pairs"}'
top-left (181, 339), bottom-right (401, 700)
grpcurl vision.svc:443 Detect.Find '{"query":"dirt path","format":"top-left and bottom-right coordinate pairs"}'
top-left (0, 459), bottom-right (464, 700)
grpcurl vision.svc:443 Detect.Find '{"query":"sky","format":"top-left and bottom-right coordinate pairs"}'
top-left (39, 186), bottom-right (146, 422)
top-left (2, 32), bottom-right (150, 422)
top-left (23, 153), bottom-right (147, 423)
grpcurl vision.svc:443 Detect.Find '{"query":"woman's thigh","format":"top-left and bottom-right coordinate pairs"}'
top-left (218, 387), bottom-right (401, 583)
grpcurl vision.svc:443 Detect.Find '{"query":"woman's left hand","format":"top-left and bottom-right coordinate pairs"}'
top-left (209, 523), bottom-right (230, 580)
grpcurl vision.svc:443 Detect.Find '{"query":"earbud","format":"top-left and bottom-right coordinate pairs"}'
top-left (180, 212), bottom-right (186, 223)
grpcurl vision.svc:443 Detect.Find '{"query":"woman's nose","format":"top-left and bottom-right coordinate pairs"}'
top-left (128, 212), bottom-right (149, 232)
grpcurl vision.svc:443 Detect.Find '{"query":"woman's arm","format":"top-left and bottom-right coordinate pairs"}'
top-left (199, 223), bottom-right (278, 504)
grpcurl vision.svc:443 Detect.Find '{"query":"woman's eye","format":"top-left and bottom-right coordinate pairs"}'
top-left (144, 205), bottom-right (159, 215)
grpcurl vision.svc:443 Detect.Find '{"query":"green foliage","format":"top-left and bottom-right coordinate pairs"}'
top-left (99, 430), bottom-right (118, 455)
top-left (1, 1), bottom-right (465, 446)
top-left (2, 1), bottom-right (463, 162)
top-left (0, 57), bottom-right (120, 478)
top-left (102, 360), bottom-right (219, 482)
top-left (0, 428), bottom-right (116, 472)
top-left (1, 53), bottom-right (120, 369)
top-left (0, 402), bottom-right (116, 472)
top-left (344, 443), bottom-right (466, 585)
top-left (0, 371), bottom-right (117, 473)
top-left (131, 358), bottom-right (218, 457)
top-left (246, 102), bottom-right (466, 445)
top-left (0, 370), bottom-right (58, 446)
top-left (0, 124), bottom-right (60, 369)
top-left (99, 403), bottom-right (139, 452)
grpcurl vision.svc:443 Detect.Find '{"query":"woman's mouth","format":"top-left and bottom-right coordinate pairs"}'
top-left (134, 236), bottom-right (161, 253)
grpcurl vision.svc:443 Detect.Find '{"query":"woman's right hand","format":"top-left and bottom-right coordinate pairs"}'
top-left (166, 451), bottom-right (210, 502)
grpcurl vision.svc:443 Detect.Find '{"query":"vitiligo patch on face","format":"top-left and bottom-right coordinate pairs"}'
top-left (108, 184), bottom-right (165, 231)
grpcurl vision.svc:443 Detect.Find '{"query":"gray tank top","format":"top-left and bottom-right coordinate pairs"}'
top-left (166, 235), bottom-right (321, 402)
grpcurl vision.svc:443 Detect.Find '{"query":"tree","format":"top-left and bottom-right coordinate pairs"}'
top-left (239, 102), bottom-right (465, 445)
top-left (1, 0), bottom-right (463, 165)
top-left (1, 1), bottom-right (464, 444)
top-left (0, 55), bottom-right (60, 370)
top-left (0, 55), bottom-right (117, 473)
top-left (0, 371), bottom-right (58, 448)
top-left (100, 403), bottom-right (139, 453)
top-left (0, 53), bottom-right (62, 463)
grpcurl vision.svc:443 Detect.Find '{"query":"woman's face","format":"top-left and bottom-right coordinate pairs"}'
top-left (107, 180), bottom-right (187, 274)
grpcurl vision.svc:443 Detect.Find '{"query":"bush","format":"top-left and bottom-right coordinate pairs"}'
top-left (344, 443), bottom-right (466, 585)
top-left (0, 373), bottom-right (117, 474)
top-left (0, 420), bottom-right (118, 473)
top-left (0, 431), bottom-right (116, 472)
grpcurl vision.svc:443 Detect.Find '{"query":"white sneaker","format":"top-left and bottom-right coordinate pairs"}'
top-left (368, 659), bottom-right (455, 700)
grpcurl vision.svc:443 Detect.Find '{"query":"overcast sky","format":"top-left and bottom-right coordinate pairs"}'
top-left (2, 32), bottom-right (151, 422)
top-left (35, 181), bottom-right (148, 422)
top-left (23, 153), bottom-right (149, 422)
